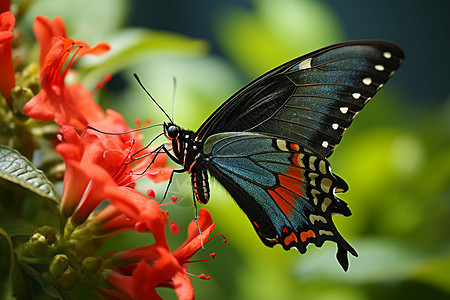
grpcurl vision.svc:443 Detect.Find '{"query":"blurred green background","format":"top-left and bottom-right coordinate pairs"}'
top-left (20, 0), bottom-right (450, 299)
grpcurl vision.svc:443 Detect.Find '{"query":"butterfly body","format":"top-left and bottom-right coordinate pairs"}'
top-left (160, 40), bottom-right (404, 271)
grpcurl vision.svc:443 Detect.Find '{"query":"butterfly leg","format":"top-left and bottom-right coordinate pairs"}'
top-left (191, 188), bottom-right (205, 249)
top-left (127, 144), bottom-right (167, 176)
top-left (129, 132), bottom-right (165, 161)
top-left (131, 142), bottom-right (179, 176)
top-left (160, 167), bottom-right (187, 203)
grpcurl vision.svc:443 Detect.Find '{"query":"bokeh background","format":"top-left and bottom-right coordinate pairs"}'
top-left (20, 0), bottom-right (450, 299)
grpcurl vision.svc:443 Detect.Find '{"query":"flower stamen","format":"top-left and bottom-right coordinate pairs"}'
top-left (185, 253), bottom-right (216, 264)
top-left (186, 272), bottom-right (211, 280)
top-left (160, 195), bottom-right (177, 206)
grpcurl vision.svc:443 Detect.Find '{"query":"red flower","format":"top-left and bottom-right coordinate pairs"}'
top-left (104, 208), bottom-right (221, 300)
top-left (0, 10), bottom-right (15, 105)
top-left (23, 16), bottom-right (110, 129)
top-left (56, 113), bottom-right (172, 222)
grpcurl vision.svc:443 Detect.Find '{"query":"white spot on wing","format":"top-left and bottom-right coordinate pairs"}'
top-left (322, 141), bottom-right (329, 148)
top-left (318, 160), bottom-right (327, 174)
top-left (332, 123), bottom-right (339, 130)
top-left (363, 77), bottom-right (372, 85)
top-left (298, 58), bottom-right (312, 70)
top-left (340, 107), bottom-right (349, 114)
top-left (352, 92), bottom-right (361, 99)
top-left (319, 230), bottom-right (333, 236)
top-left (383, 51), bottom-right (392, 59)
top-left (276, 139), bottom-right (289, 151)
top-left (375, 64), bottom-right (385, 71)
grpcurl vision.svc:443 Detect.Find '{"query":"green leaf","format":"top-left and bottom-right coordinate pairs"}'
top-left (215, 0), bottom-right (344, 77)
top-left (78, 28), bottom-right (209, 90)
top-left (0, 146), bottom-right (58, 204)
top-left (0, 228), bottom-right (30, 300)
top-left (294, 238), bottom-right (429, 282)
top-left (19, 263), bottom-right (62, 299)
top-left (0, 219), bottom-right (37, 237)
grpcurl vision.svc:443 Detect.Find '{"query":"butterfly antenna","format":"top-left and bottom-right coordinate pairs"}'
top-left (133, 74), bottom-right (173, 123)
top-left (171, 76), bottom-right (177, 123)
top-left (86, 123), bottom-right (163, 135)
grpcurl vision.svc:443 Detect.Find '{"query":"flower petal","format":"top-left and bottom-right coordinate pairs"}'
top-left (33, 15), bottom-right (67, 66)
top-left (186, 208), bottom-right (213, 241)
top-left (0, 11), bottom-right (15, 104)
top-left (75, 40), bottom-right (110, 56)
top-left (172, 223), bottom-right (215, 263)
top-left (0, 11), bottom-right (15, 31)
top-left (172, 271), bottom-right (194, 300)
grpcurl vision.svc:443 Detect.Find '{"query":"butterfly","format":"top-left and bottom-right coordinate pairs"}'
top-left (139, 40), bottom-right (404, 271)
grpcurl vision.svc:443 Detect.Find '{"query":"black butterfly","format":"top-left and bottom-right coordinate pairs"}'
top-left (140, 40), bottom-right (404, 271)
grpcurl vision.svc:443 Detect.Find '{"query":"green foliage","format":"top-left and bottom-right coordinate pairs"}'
top-left (4, 0), bottom-right (449, 299)
top-left (0, 145), bottom-right (58, 203)
top-left (215, 0), bottom-right (344, 77)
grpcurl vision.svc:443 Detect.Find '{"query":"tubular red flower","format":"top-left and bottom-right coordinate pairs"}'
top-left (23, 15), bottom-right (110, 129)
top-left (0, 11), bottom-right (15, 105)
top-left (23, 37), bottom-right (109, 128)
top-left (105, 209), bottom-right (218, 300)
top-left (56, 117), bottom-right (172, 222)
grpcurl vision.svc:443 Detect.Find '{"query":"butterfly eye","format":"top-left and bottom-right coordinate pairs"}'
top-left (166, 125), bottom-right (179, 139)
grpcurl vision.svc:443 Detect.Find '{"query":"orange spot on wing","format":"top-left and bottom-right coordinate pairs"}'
top-left (253, 221), bottom-right (259, 228)
top-left (300, 230), bottom-right (316, 242)
top-left (284, 232), bottom-right (298, 245)
top-left (290, 143), bottom-right (300, 151)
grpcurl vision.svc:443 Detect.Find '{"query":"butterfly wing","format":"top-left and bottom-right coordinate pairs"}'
top-left (203, 132), bottom-right (357, 270)
top-left (196, 40), bottom-right (404, 157)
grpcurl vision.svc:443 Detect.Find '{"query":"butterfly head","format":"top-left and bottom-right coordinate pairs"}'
top-left (164, 122), bottom-right (180, 140)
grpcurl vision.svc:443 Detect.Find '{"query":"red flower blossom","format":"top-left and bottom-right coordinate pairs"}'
top-left (103, 208), bottom-right (221, 300)
top-left (56, 118), bottom-right (172, 223)
top-left (0, 10), bottom-right (15, 105)
top-left (23, 15), bottom-right (110, 129)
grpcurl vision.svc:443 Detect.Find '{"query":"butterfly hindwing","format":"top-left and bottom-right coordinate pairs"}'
top-left (203, 132), bottom-right (357, 270)
top-left (196, 40), bottom-right (404, 157)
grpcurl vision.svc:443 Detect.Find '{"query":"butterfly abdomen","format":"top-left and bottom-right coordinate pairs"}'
top-left (191, 169), bottom-right (210, 204)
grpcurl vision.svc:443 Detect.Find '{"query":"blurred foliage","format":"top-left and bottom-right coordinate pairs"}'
top-left (13, 0), bottom-right (450, 299)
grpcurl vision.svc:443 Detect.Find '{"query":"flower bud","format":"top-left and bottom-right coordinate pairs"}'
top-left (27, 233), bottom-right (48, 257)
top-left (82, 257), bottom-right (102, 274)
top-left (11, 86), bottom-right (33, 121)
top-left (49, 254), bottom-right (69, 277)
top-left (35, 225), bottom-right (57, 245)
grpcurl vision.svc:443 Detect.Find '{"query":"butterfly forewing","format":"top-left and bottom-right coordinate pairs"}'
top-left (196, 40), bottom-right (404, 157)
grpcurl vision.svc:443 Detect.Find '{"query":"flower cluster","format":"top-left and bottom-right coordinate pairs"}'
top-left (0, 5), bottom-right (222, 299)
